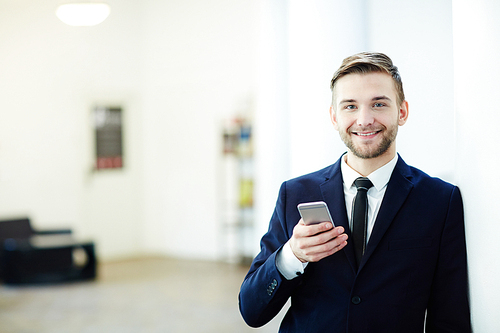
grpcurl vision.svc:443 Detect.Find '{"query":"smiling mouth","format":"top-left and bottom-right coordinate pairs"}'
top-left (353, 130), bottom-right (381, 137)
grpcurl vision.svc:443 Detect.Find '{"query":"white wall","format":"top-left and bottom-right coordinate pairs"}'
top-left (0, 0), bottom-right (145, 259)
top-left (0, 0), bottom-right (259, 261)
top-left (253, 0), bottom-right (291, 251)
top-left (453, 0), bottom-right (500, 330)
top-left (139, 0), bottom-right (258, 260)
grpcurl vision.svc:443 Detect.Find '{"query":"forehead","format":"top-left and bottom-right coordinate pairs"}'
top-left (333, 72), bottom-right (397, 103)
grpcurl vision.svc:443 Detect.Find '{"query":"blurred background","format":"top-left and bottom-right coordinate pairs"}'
top-left (0, 0), bottom-right (499, 331)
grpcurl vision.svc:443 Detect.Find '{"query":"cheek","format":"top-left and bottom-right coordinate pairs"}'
top-left (335, 116), bottom-right (354, 132)
top-left (378, 114), bottom-right (399, 127)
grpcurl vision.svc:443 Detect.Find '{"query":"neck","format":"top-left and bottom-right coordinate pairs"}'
top-left (344, 149), bottom-right (396, 177)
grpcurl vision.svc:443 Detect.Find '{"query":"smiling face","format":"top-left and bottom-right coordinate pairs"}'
top-left (330, 72), bottom-right (408, 166)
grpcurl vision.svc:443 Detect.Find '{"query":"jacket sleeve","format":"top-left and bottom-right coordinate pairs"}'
top-left (238, 181), bottom-right (303, 328)
top-left (425, 186), bottom-right (472, 332)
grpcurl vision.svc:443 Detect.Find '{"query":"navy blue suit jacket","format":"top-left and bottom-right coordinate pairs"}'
top-left (239, 155), bottom-right (471, 332)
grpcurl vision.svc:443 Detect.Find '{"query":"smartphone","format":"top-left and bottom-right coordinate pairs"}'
top-left (297, 201), bottom-right (334, 226)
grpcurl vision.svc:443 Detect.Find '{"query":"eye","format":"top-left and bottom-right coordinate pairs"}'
top-left (345, 105), bottom-right (357, 110)
top-left (373, 102), bottom-right (386, 108)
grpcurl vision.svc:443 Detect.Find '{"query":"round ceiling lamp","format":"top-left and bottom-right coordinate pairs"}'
top-left (56, 3), bottom-right (110, 27)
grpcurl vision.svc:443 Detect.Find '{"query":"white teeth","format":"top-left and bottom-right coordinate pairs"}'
top-left (357, 131), bottom-right (377, 136)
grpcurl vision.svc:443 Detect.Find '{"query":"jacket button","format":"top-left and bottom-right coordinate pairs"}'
top-left (267, 279), bottom-right (278, 296)
top-left (351, 296), bottom-right (361, 305)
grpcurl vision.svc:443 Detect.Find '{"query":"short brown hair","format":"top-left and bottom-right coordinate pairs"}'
top-left (330, 52), bottom-right (405, 105)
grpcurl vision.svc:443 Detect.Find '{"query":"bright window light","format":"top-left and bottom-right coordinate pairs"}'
top-left (56, 3), bottom-right (110, 27)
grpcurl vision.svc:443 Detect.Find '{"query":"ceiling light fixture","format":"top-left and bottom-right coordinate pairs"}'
top-left (56, 3), bottom-right (110, 27)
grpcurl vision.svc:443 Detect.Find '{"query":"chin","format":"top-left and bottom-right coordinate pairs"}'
top-left (352, 149), bottom-right (387, 160)
top-left (348, 140), bottom-right (393, 160)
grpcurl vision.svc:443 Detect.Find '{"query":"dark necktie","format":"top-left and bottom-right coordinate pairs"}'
top-left (352, 177), bottom-right (373, 269)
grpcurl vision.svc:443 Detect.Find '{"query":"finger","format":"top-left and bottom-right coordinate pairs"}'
top-left (293, 228), bottom-right (347, 256)
top-left (334, 226), bottom-right (345, 234)
top-left (314, 228), bottom-right (347, 245)
top-left (303, 233), bottom-right (348, 262)
top-left (294, 221), bottom-right (333, 237)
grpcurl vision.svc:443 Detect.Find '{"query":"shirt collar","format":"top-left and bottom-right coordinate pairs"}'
top-left (340, 153), bottom-right (398, 191)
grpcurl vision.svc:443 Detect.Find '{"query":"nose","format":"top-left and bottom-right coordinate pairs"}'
top-left (356, 106), bottom-right (375, 127)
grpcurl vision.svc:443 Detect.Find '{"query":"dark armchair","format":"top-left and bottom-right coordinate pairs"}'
top-left (0, 217), bottom-right (96, 284)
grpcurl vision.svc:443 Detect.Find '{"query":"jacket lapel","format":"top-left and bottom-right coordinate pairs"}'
top-left (319, 157), bottom-right (358, 272)
top-left (358, 156), bottom-right (414, 271)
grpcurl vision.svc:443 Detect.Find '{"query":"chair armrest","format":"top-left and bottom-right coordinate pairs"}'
top-left (34, 229), bottom-right (72, 235)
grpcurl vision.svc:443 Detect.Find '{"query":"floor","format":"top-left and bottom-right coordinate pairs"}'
top-left (0, 257), bottom-right (287, 333)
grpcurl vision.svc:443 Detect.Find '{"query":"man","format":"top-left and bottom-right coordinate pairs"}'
top-left (239, 52), bottom-right (471, 332)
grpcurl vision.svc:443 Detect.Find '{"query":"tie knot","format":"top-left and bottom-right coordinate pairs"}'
top-left (354, 177), bottom-right (373, 191)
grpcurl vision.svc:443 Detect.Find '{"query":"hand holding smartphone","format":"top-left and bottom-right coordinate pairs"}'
top-left (293, 201), bottom-right (346, 263)
top-left (297, 201), bottom-right (334, 226)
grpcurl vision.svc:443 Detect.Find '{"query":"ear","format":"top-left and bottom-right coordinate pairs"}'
top-left (329, 105), bottom-right (339, 130)
top-left (398, 100), bottom-right (409, 126)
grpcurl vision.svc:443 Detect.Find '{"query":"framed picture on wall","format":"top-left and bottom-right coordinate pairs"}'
top-left (93, 106), bottom-right (123, 170)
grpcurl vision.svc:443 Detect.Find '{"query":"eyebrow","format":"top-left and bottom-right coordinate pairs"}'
top-left (373, 95), bottom-right (392, 102)
top-left (338, 99), bottom-right (356, 105)
top-left (338, 95), bottom-right (392, 105)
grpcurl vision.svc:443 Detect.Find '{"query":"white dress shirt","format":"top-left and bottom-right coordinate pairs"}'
top-left (276, 154), bottom-right (399, 280)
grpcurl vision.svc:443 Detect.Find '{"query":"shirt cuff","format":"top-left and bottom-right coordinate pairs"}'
top-left (276, 241), bottom-right (308, 280)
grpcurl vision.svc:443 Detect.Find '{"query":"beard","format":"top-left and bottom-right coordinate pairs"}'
top-left (339, 124), bottom-right (398, 159)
